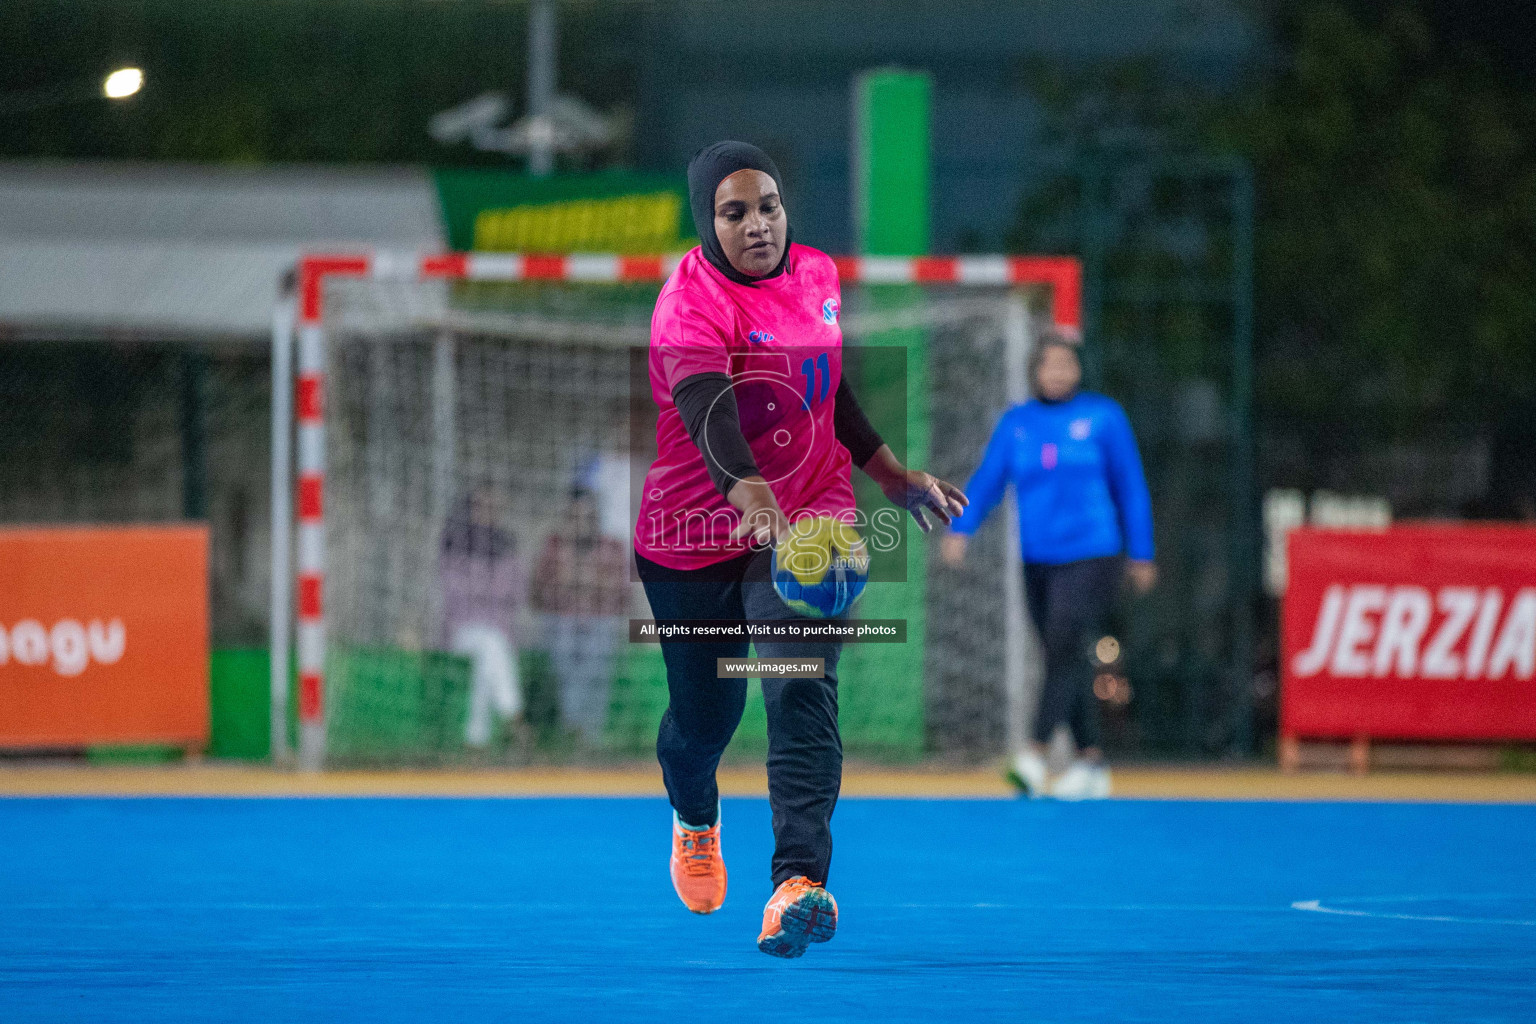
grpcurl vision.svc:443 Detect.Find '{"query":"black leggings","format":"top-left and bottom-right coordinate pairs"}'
top-left (636, 547), bottom-right (845, 888)
top-left (1024, 556), bottom-right (1123, 750)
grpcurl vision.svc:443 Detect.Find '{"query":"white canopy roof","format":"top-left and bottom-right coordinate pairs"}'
top-left (0, 162), bottom-right (445, 341)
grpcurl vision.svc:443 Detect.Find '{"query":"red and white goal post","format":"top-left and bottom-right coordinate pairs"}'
top-left (270, 251), bottom-right (1082, 769)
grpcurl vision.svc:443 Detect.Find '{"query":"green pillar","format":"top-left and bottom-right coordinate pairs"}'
top-left (844, 69), bottom-right (931, 756)
top-left (854, 70), bottom-right (931, 256)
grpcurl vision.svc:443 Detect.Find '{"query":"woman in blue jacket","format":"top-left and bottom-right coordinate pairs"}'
top-left (941, 334), bottom-right (1155, 799)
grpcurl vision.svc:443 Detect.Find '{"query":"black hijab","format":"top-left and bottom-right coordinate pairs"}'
top-left (687, 140), bottom-right (793, 286)
top-left (1028, 332), bottom-right (1084, 404)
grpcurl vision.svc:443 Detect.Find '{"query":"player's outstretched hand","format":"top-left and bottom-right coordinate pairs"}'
top-left (879, 468), bottom-right (969, 534)
top-left (859, 445), bottom-right (968, 534)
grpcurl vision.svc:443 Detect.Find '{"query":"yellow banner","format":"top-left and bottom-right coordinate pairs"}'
top-left (473, 192), bottom-right (684, 254)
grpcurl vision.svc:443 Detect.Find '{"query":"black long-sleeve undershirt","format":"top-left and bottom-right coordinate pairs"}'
top-left (831, 375), bottom-right (885, 470)
top-left (672, 372), bottom-right (761, 498)
top-left (672, 371), bottom-right (888, 499)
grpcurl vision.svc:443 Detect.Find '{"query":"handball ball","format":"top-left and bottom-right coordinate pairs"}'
top-left (771, 516), bottom-right (870, 619)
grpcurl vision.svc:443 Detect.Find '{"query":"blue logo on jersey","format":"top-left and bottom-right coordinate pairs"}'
top-left (748, 330), bottom-right (774, 345)
top-left (822, 298), bottom-right (840, 325)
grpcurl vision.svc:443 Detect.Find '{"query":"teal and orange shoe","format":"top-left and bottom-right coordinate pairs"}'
top-left (670, 812), bottom-right (727, 914)
top-left (756, 876), bottom-right (837, 958)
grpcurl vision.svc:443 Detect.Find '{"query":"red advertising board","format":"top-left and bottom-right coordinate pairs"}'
top-left (0, 524), bottom-right (209, 748)
top-left (1282, 525), bottom-right (1536, 741)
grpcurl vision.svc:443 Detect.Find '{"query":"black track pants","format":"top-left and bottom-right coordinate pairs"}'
top-left (1024, 556), bottom-right (1123, 750)
top-left (636, 547), bottom-right (844, 887)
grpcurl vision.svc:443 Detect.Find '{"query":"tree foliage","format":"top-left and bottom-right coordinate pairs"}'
top-left (1225, 2), bottom-right (1536, 430)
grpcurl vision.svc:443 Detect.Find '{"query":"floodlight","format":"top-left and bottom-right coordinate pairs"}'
top-left (103, 68), bottom-right (143, 100)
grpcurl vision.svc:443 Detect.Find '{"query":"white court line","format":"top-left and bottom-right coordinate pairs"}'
top-left (1292, 899), bottom-right (1536, 927)
top-left (1334, 892), bottom-right (1526, 904)
top-left (891, 902), bottom-right (1283, 914)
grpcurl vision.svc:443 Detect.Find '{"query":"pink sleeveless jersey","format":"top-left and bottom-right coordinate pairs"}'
top-left (634, 244), bottom-right (857, 570)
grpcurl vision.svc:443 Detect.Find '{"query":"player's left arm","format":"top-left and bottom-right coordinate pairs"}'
top-left (1101, 402), bottom-right (1157, 592)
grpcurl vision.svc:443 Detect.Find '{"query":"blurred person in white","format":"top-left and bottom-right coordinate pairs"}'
top-left (532, 486), bottom-right (631, 745)
top-left (439, 487), bottom-right (527, 747)
top-left (942, 335), bottom-right (1156, 799)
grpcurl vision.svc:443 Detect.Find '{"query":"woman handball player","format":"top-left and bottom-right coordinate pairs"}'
top-left (632, 141), bottom-right (967, 958)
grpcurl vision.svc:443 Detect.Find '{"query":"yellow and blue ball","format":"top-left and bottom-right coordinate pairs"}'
top-left (771, 516), bottom-right (870, 619)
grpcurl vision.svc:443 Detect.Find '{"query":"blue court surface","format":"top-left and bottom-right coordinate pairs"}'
top-left (2, 796), bottom-right (1533, 1023)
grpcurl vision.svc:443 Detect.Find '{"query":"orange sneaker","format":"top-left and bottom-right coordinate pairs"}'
top-left (756, 876), bottom-right (837, 958)
top-left (670, 812), bottom-right (727, 914)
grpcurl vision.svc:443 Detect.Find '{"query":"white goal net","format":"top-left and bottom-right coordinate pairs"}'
top-left (274, 254), bottom-right (1074, 768)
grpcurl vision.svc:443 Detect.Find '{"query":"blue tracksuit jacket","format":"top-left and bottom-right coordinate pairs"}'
top-left (949, 391), bottom-right (1154, 565)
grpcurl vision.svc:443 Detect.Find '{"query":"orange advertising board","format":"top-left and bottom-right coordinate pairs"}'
top-left (0, 524), bottom-right (209, 748)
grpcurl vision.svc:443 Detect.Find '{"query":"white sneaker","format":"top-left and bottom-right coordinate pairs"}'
top-left (1009, 749), bottom-right (1049, 797)
top-left (1052, 761), bottom-right (1111, 800)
